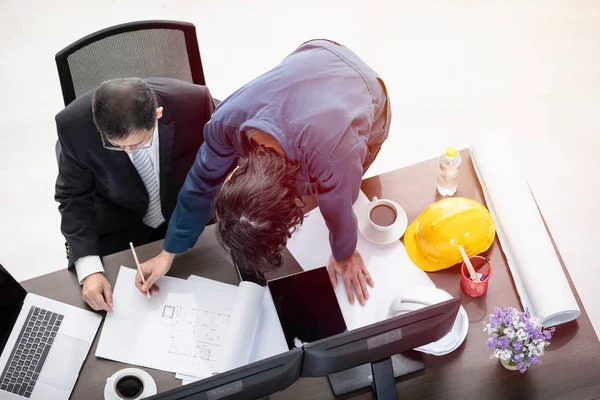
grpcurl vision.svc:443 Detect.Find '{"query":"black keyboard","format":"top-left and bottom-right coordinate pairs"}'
top-left (0, 306), bottom-right (64, 398)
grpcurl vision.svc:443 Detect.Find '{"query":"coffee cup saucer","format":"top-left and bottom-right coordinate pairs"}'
top-left (357, 200), bottom-right (408, 245)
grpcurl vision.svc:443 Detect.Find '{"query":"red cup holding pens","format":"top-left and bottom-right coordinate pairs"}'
top-left (460, 255), bottom-right (492, 297)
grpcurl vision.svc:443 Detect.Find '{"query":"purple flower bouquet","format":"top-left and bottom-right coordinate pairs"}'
top-left (484, 307), bottom-right (555, 373)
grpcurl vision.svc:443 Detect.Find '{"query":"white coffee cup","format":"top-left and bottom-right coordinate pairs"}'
top-left (367, 197), bottom-right (406, 232)
top-left (104, 368), bottom-right (157, 400)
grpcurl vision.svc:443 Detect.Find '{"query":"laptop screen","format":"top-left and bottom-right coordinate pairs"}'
top-left (0, 263), bottom-right (26, 355)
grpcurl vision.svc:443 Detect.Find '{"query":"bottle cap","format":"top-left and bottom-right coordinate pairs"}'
top-left (446, 147), bottom-right (458, 157)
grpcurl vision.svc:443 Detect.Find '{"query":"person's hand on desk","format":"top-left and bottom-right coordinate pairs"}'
top-left (135, 249), bottom-right (175, 295)
top-left (82, 273), bottom-right (113, 312)
top-left (327, 249), bottom-right (374, 306)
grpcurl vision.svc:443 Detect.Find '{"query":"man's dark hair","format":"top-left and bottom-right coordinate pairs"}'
top-left (92, 78), bottom-right (157, 140)
top-left (213, 145), bottom-right (305, 283)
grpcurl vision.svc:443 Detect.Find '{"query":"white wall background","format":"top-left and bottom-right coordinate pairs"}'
top-left (1, 0), bottom-right (599, 335)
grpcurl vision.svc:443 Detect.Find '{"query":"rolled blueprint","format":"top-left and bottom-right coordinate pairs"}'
top-left (471, 134), bottom-right (580, 327)
top-left (218, 281), bottom-right (265, 372)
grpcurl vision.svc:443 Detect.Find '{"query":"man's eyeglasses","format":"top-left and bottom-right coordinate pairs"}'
top-left (99, 131), bottom-right (154, 151)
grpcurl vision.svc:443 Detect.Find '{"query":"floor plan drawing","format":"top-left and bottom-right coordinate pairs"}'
top-left (161, 305), bottom-right (230, 363)
top-left (96, 267), bottom-right (239, 376)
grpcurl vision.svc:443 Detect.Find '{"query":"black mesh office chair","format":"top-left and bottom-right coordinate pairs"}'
top-left (55, 20), bottom-right (206, 107)
top-left (54, 20), bottom-right (210, 162)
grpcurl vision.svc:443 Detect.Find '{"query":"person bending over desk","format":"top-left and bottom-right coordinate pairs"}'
top-left (138, 39), bottom-right (392, 306)
top-left (55, 77), bottom-right (215, 312)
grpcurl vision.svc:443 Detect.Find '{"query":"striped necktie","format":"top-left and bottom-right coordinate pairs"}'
top-left (131, 149), bottom-right (165, 229)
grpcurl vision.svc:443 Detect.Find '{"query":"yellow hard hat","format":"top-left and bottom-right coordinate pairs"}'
top-left (404, 197), bottom-right (496, 272)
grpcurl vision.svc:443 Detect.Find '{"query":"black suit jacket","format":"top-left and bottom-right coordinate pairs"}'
top-left (55, 77), bottom-right (214, 267)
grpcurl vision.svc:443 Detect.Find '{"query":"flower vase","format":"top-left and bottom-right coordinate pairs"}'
top-left (500, 359), bottom-right (518, 371)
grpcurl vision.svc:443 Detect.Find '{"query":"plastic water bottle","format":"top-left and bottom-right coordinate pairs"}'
top-left (437, 146), bottom-right (461, 196)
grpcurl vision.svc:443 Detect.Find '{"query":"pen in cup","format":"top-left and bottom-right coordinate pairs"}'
top-left (475, 257), bottom-right (491, 281)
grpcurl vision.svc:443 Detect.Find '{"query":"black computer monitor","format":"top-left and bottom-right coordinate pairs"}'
top-left (301, 297), bottom-right (461, 399)
top-left (149, 348), bottom-right (303, 400)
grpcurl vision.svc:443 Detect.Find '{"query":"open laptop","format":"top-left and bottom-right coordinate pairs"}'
top-left (0, 263), bottom-right (102, 399)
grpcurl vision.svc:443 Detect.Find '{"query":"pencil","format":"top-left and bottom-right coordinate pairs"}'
top-left (458, 244), bottom-right (478, 281)
top-left (129, 242), bottom-right (151, 299)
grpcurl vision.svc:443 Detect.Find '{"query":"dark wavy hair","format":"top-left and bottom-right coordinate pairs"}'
top-left (213, 145), bottom-right (304, 283)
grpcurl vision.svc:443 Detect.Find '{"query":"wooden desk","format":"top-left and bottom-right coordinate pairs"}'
top-left (22, 151), bottom-right (600, 400)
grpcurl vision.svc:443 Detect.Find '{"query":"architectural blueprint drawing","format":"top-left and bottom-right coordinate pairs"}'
top-left (96, 267), bottom-right (236, 376)
top-left (160, 305), bottom-right (230, 364)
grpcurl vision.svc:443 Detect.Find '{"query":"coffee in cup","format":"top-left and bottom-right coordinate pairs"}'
top-left (364, 196), bottom-right (408, 242)
top-left (115, 375), bottom-right (144, 399)
top-left (105, 368), bottom-right (156, 400)
top-left (369, 204), bottom-right (397, 227)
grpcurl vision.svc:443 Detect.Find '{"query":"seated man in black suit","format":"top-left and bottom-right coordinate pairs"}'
top-left (55, 77), bottom-right (214, 312)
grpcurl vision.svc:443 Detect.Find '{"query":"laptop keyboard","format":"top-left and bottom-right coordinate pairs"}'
top-left (0, 306), bottom-right (64, 398)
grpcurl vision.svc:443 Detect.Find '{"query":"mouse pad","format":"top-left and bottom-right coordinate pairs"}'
top-left (268, 267), bottom-right (347, 349)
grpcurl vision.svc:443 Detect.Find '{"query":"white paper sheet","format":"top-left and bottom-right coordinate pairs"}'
top-left (184, 275), bottom-right (239, 294)
top-left (286, 191), bottom-right (435, 330)
top-left (96, 267), bottom-right (236, 376)
top-left (215, 282), bottom-right (264, 372)
top-left (471, 134), bottom-right (580, 327)
top-left (186, 276), bottom-right (287, 373)
top-left (175, 372), bottom-right (204, 385)
top-left (247, 287), bottom-right (289, 363)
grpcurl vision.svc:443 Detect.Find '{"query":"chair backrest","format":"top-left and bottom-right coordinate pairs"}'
top-left (55, 20), bottom-right (206, 107)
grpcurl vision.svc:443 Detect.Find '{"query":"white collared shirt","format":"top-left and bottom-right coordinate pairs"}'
top-left (75, 125), bottom-right (161, 284)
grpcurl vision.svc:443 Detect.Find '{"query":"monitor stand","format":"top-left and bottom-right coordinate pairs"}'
top-left (327, 351), bottom-right (425, 398)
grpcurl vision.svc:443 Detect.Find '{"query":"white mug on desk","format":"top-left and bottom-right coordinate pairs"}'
top-left (358, 197), bottom-right (408, 245)
top-left (368, 197), bottom-right (402, 230)
top-left (104, 368), bottom-right (157, 400)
